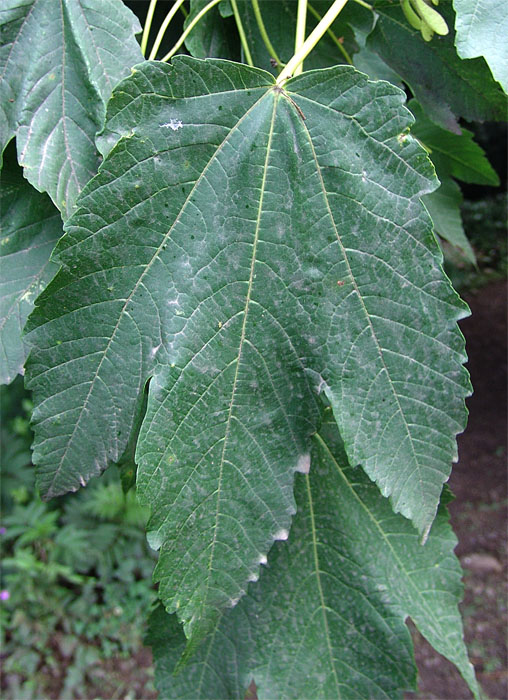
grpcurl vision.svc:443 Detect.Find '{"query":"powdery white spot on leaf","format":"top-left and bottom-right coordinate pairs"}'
top-left (296, 453), bottom-right (310, 474)
top-left (147, 530), bottom-right (163, 551)
top-left (161, 119), bottom-right (183, 131)
top-left (274, 528), bottom-right (289, 541)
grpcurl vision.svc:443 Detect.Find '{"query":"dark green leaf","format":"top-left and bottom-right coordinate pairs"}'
top-left (184, 0), bottom-right (239, 60)
top-left (0, 0), bottom-right (142, 216)
top-left (423, 176), bottom-right (476, 264)
top-left (0, 141), bottom-right (61, 384)
top-left (148, 417), bottom-right (479, 699)
top-left (453, 0), bottom-right (508, 92)
top-left (26, 58), bottom-right (470, 642)
top-left (367, 1), bottom-right (507, 132)
top-left (409, 100), bottom-right (500, 186)
top-left (234, 0), bottom-right (361, 74)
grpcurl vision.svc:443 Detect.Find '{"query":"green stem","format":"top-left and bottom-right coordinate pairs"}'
top-left (230, 0), bottom-right (254, 66)
top-left (308, 2), bottom-right (353, 65)
top-left (294, 0), bottom-right (308, 76)
top-left (141, 0), bottom-right (158, 57)
top-left (351, 0), bottom-right (373, 9)
top-left (149, 0), bottom-right (187, 60)
top-left (161, 0), bottom-right (222, 62)
top-left (251, 0), bottom-right (283, 69)
top-left (277, 0), bottom-right (350, 84)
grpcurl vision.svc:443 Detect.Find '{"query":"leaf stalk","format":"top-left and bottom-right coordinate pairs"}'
top-left (308, 2), bottom-right (353, 65)
top-left (276, 0), bottom-right (350, 84)
top-left (149, 0), bottom-right (187, 60)
top-left (250, 0), bottom-right (284, 69)
top-left (141, 0), bottom-right (158, 56)
top-left (351, 0), bottom-right (373, 9)
top-left (161, 0), bottom-right (223, 62)
top-left (230, 0), bottom-right (254, 66)
top-left (294, 0), bottom-right (308, 76)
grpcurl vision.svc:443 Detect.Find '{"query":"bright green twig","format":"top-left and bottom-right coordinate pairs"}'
top-left (251, 0), bottom-right (283, 69)
top-left (150, 0), bottom-right (188, 61)
top-left (160, 0), bottom-right (222, 62)
top-left (141, 0), bottom-right (158, 56)
top-left (308, 2), bottom-right (353, 65)
top-left (230, 0), bottom-right (254, 66)
top-left (294, 0), bottom-right (308, 76)
top-left (277, 0), bottom-right (349, 84)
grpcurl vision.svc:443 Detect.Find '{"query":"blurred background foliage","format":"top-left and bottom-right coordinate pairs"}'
top-left (0, 377), bottom-right (158, 699)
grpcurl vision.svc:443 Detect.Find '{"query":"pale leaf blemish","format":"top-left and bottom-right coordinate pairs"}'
top-left (274, 528), bottom-right (289, 541)
top-left (150, 343), bottom-right (161, 358)
top-left (248, 571), bottom-right (259, 583)
top-left (79, 475), bottom-right (86, 487)
top-left (147, 530), bottom-right (163, 551)
top-left (295, 453), bottom-right (310, 474)
top-left (161, 118), bottom-right (183, 131)
top-left (258, 553), bottom-right (268, 565)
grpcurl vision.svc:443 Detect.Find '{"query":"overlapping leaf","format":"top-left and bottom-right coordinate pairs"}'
top-left (0, 142), bottom-right (61, 384)
top-left (453, 0), bottom-right (508, 92)
top-left (184, 0), bottom-right (364, 74)
top-left (408, 99), bottom-right (500, 186)
top-left (423, 176), bottom-right (475, 263)
top-left (184, 0), bottom-right (239, 60)
top-left (0, 0), bottom-right (142, 216)
top-left (233, 0), bottom-right (361, 73)
top-left (148, 417), bottom-right (479, 699)
top-left (26, 57), bottom-right (470, 644)
top-left (367, 0), bottom-right (507, 132)
top-left (409, 99), bottom-right (499, 263)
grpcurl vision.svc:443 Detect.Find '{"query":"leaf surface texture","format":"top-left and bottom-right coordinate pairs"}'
top-left (453, 0), bottom-right (508, 92)
top-left (0, 142), bottom-right (61, 384)
top-left (0, 0), bottom-right (142, 216)
top-left (148, 418), bottom-right (479, 699)
top-left (26, 57), bottom-right (470, 641)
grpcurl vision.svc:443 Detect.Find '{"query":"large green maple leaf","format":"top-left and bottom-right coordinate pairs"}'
top-left (26, 57), bottom-right (470, 643)
top-left (0, 0), bottom-right (142, 216)
top-left (147, 417), bottom-right (479, 699)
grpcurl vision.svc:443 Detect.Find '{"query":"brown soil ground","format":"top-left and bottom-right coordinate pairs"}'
top-left (407, 280), bottom-right (508, 700)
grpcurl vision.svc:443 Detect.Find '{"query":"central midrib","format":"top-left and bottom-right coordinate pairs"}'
top-left (200, 90), bottom-right (280, 627)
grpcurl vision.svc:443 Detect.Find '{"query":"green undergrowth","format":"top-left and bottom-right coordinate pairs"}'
top-left (0, 378), bottom-right (157, 699)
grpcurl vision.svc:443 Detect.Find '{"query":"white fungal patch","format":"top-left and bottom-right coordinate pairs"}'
top-left (149, 343), bottom-right (161, 358)
top-left (296, 453), bottom-right (310, 474)
top-left (161, 118), bottom-right (183, 131)
top-left (274, 528), bottom-right (289, 541)
top-left (258, 554), bottom-right (268, 565)
top-left (247, 571), bottom-right (259, 583)
top-left (147, 530), bottom-right (163, 551)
